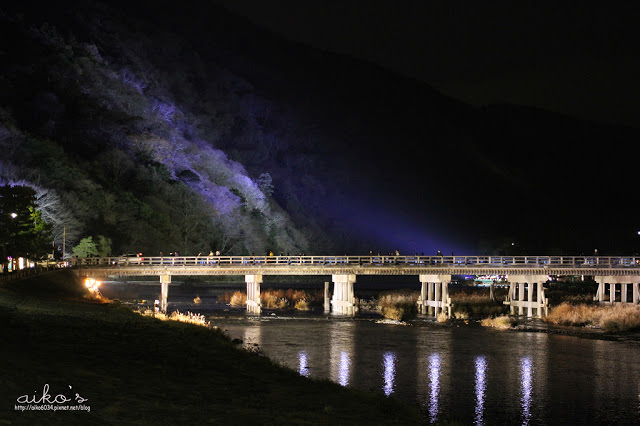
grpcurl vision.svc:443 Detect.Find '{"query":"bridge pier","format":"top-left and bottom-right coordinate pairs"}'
top-left (331, 274), bottom-right (356, 316)
top-left (246, 274), bottom-right (262, 314)
top-left (160, 274), bottom-right (171, 313)
top-left (504, 275), bottom-right (548, 317)
top-left (417, 274), bottom-right (452, 318)
top-left (594, 276), bottom-right (640, 304)
top-left (324, 281), bottom-right (331, 313)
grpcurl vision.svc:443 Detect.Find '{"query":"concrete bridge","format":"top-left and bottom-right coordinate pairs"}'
top-left (74, 255), bottom-right (640, 317)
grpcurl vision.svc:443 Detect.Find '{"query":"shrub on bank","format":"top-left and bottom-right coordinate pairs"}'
top-left (481, 315), bottom-right (514, 329)
top-left (229, 291), bottom-right (246, 306)
top-left (260, 289), bottom-right (322, 310)
top-left (263, 292), bottom-right (290, 309)
top-left (294, 298), bottom-right (311, 311)
top-left (377, 291), bottom-right (418, 321)
top-left (546, 302), bottom-right (596, 326)
top-left (450, 287), bottom-right (508, 319)
top-left (600, 305), bottom-right (640, 332)
top-left (357, 297), bottom-right (378, 312)
top-left (546, 302), bottom-right (640, 332)
top-left (221, 289), bottom-right (323, 311)
top-left (436, 312), bottom-right (448, 323)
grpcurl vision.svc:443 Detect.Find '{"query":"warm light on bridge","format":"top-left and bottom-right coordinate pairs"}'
top-left (84, 278), bottom-right (101, 294)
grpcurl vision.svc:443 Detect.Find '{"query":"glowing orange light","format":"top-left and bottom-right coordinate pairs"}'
top-left (84, 278), bottom-right (101, 293)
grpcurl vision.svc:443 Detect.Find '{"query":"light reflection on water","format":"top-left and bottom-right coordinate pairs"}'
top-left (520, 357), bottom-right (533, 425)
top-left (330, 321), bottom-right (353, 387)
top-left (474, 356), bottom-right (487, 426)
top-left (216, 319), bottom-right (640, 424)
top-left (243, 325), bottom-right (261, 348)
top-left (298, 351), bottom-right (309, 377)
top-left (428, 353), bottom-right (441, 424)
top-left (338, 352), bottom-right (350, 386)
top-left (382, 351), bottom-right (396, 396)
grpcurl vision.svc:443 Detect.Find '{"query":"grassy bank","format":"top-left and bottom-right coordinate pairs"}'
top-left (546, 302), bottom-right (640, 332)
top-left (0, 271), bottom-right (423, 424)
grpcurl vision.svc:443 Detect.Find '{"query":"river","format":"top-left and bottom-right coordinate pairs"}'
top-left (101, 282), bottom-right (640, 424)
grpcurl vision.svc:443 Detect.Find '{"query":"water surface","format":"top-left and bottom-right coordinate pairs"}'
top-left (217, 318), bottom-right (640, 425)
top-left (101, 281), bottom-right (640, 424)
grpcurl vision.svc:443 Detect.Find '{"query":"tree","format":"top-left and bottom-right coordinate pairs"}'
top-left (25, 207), bottom-right (54, 258)
top-left (0, 185), bottom-right (53, 263)
top-left (72, 236), bottom-right (98, 258)
top-left (95, 235), bottom-right (112, 257)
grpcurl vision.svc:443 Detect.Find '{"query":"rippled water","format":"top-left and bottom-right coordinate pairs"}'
top-left (217, 318), bottom-right (640, 425)
top-left (102, 282), bottom-right (640, 424)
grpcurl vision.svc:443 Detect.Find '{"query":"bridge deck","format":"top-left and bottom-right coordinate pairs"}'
top-left (75, 255), bottom-right (640, 277)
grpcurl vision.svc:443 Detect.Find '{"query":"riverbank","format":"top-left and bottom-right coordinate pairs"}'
top-left (0, 271), bottom-right (423, 424)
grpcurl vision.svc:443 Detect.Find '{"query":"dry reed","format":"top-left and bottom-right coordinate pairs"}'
top-left (169, 310), bottom-right (210, 327)
top-left (135, 309), bottom-right (211, 327)
top-left (547, 302), bottom-right (640, 332)
top-left (377, 291), bottom-right (418, 321)
top-left (294, 299), bottom-right (311, 311)
top-left (229, 291), bottom-right (246, 306)
top-left (261, 289), bottom-right (322, 310)
top-left (436, 312), bottom-right (448, 323)
top-left (222, 289), bottom-right (322, 310)
top-left (481, 315), bottom-right (513, 329)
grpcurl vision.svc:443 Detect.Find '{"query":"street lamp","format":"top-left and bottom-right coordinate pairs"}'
top-left (10, 212), bottom-right (17, 219)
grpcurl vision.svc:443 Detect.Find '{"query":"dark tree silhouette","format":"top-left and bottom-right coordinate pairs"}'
top-left (0, 185), bottom-right (53, 266)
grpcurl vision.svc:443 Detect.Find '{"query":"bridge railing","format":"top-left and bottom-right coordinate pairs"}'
top-left (74, 255), bottom-right (640, 268)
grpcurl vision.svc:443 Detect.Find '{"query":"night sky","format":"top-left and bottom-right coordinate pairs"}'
top-left (217, 0), bottom-right (640, 129)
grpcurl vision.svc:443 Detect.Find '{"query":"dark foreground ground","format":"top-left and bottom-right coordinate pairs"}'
top-left (0, 271), bottom-right (424, 425)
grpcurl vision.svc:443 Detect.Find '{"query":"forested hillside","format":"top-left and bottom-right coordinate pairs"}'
top-left (0, 2), bottom-right (311, 256)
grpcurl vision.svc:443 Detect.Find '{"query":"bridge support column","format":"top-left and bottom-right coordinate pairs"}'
top-left (331, 274), bottom-right (356, 316)
top-left (595, 278), bottom-right (604, 302)
top-left (324, 281), bottom-right (330, 313)
top-left (610, 282), bottom-right (616, 303)
top-left (507, 282), bottom-right (516, 315)
top-left (246, 274), bottom-right (262, 314)
top-left (595, 276), bottom-right (640, 304)
top-left (427, 282), bottom-right (435, 315)
top-left (417, 275), bottom-right (452, 318)
top-left (160, 274), bottom-right (171, 313)
top-left (419, 282), bottom-right (427, 315)
top-left (504, 275), bottom-right (548, 317)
